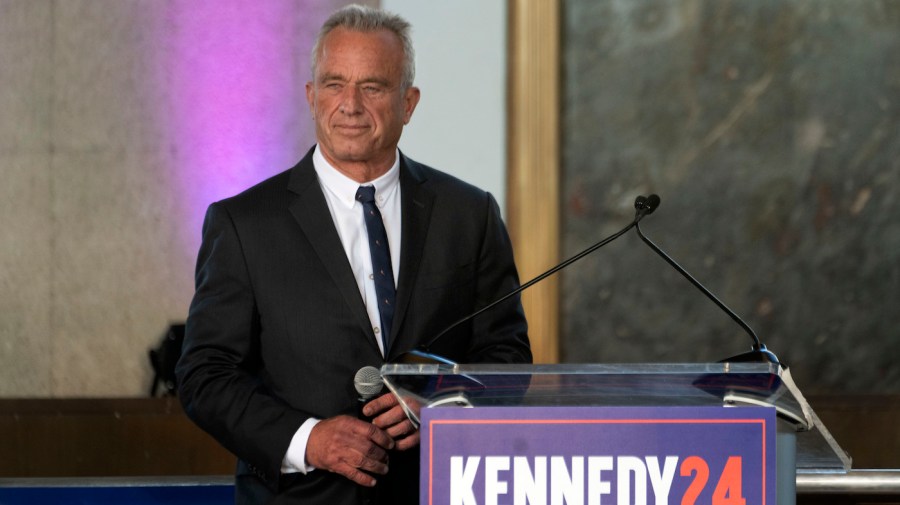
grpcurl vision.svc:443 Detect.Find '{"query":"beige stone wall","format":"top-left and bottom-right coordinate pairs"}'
top-left (0, 0), bottom-right (353, 397)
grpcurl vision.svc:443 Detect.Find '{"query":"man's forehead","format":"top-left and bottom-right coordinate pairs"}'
top-left (315, 29), bottom-right (403, 80)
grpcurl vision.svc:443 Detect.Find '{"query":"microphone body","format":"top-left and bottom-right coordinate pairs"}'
top-left (353, 365), bottom-right (384, 420)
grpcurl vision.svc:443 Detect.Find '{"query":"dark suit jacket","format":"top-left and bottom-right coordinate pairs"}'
top-left (176, 148), bottom-right (531, 504)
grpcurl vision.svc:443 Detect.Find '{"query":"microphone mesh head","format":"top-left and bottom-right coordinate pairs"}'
top-left (354, 366), bottom-right (384, 400)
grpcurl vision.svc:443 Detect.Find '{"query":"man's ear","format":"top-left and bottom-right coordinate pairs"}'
top-left (402, 86), bottom-right (421, 124)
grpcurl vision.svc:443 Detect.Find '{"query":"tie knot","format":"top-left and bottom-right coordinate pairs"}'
top-left (356, 186), bottom-right (376, 204)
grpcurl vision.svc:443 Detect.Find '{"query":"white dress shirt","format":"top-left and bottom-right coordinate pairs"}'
top-left (281, 145), bottom-right (403, 474)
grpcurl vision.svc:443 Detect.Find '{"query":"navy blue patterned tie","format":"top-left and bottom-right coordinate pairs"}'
top-left (356, 186), bottom-right (396, 352)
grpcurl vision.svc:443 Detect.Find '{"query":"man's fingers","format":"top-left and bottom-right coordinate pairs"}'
top-left (334, 462), bottom-right (379, 487)
top-left (362, 392), bottom-right (398, 418)
top-left (384, 417), bottom-right (416, 439)
top-left (371, 404), bottom-right (409, 430)
top-left (363, 419), bottom-right (396, 450)
top-left (367, 394), bottom-right (415, 430)
top-left (353, 448), bottom-right (390, 475)
top-left (364, 393), bottom-right (421, 452)
top-left (331, 446), bottom-right (390, 487)
top-left (394, 430), bottom-right (420, 451)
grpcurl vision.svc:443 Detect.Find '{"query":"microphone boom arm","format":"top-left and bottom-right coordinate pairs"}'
top-left (634, 219), bottom-right (778, 364)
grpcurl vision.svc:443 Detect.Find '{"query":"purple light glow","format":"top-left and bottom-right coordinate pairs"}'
top-left (168, 1), bottom-right (315, 255)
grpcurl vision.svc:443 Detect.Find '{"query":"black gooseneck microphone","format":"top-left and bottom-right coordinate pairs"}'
top-left (633, 199), bottom-right (779, 364)
top-left (399, 195), bottom-right (660, 364)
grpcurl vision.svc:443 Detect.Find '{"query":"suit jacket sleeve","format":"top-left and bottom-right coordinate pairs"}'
top-left (176, 202), bottom-right (306, 487)
top-left (466, 192), bottom-right (532, 364)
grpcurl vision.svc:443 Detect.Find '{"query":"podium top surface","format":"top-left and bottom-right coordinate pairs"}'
top-left (381, 362), bottom-right (791, 413)
top-left (380, 362), bottom-right (851, 473)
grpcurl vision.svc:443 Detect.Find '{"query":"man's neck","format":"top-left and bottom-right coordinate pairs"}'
top-left (320, 151), bottom-right (396, 183)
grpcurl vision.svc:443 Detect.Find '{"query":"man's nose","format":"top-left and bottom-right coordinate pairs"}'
top-left (338, 86), bottom-right (362, 114)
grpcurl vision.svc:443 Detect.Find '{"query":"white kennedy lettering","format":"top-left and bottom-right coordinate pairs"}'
top-left (485, 456), bottom-right (511, 505)
top-left (588, 456), bottom-right (614, 505)
top-left (451, 456), bottom-right (480, 505)
top-left (515, 456), bottom-right (547, 505)
top-left (617, 456), bottom-right (647, 505)
top-left (646, 456), bottom-right (678, 505)
top-left (551, 456), bottom-right (584, 505)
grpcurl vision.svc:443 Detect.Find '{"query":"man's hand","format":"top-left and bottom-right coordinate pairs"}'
top-left (362, 393), bottom-right (421, 451)
top-left (306, 415), bottom-right (394, 487)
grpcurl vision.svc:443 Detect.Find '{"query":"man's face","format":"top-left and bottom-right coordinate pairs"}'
top-left (306, 28), bottom-right (420, 175)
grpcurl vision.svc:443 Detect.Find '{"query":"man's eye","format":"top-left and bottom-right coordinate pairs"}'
top-left (363, 86), bottom-right (383, 94)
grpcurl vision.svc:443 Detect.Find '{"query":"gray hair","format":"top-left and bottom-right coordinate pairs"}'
top-left (311, 4), bottom-right (416, 89)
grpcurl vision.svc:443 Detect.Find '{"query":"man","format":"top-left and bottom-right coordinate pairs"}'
top-left (176, 4), bottom-right (531, 504)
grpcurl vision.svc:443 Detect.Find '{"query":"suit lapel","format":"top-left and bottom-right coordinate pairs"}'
top-left (286, 152), bottom-right (380, 354)
top-left (389, 154), bottom-right (434, 358)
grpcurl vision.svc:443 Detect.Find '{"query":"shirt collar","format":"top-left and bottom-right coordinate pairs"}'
top-left (312, 146), bottom-right (401, 209)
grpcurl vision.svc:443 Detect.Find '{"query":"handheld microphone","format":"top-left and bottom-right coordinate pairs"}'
top-left (354, 365), bottom-right (384, 400)
top-left (633, 195), bottom-right (779, 364)
top-left (354, 365), bottom-right (384, 411)
top-left (400, 195), bottom-right (659, 364)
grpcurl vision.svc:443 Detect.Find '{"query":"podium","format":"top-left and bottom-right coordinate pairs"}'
top-left (381, 362), bottom-right (850, 505)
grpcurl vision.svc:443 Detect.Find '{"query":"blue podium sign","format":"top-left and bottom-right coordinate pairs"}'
top-left (421, 406), bottom-right (776, 505)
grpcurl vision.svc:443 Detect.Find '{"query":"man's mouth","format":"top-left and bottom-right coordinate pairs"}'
top-left (334, 124), bottom-right (369, 134)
